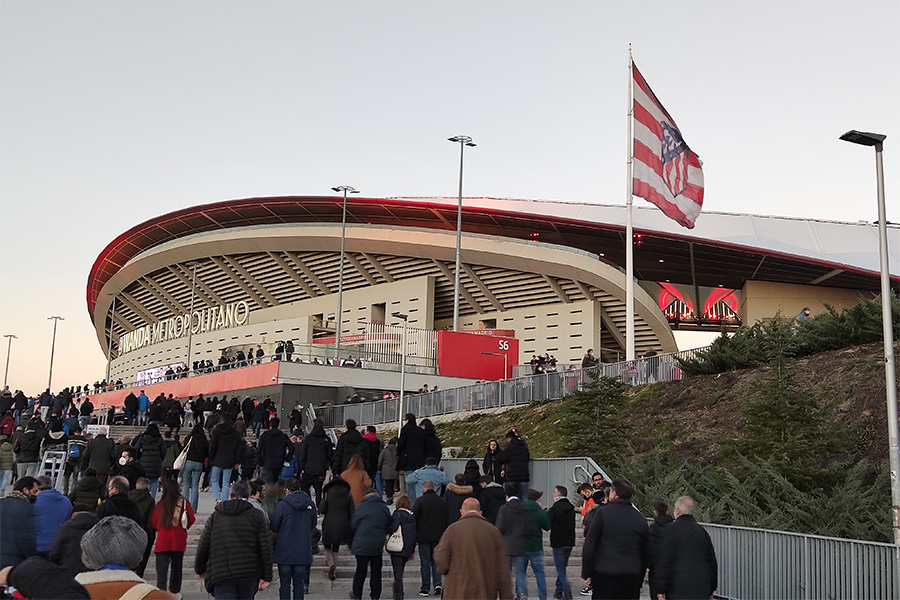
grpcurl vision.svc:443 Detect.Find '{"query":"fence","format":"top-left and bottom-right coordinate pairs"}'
top-left (704, 523), bottom-right (899, 599)
top-left (438, 456), bottom-right (611, 498)
top-left (318, 346), bottom-right (707, 428)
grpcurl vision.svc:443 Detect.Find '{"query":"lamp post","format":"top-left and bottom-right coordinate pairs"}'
top-left (332, 186), bottom-right (359, 365)
top-left (447, 135), bottom-right (476, 332)
top-left (185, 261), bottom-right (200, 374)
top-left (47, 316), bottom-right (64, 390)
top-left (3, 334), bottom-right (16, 388)
top-left (105, 293), bottom-right (117, 384)
top-left (481, 351), bottom-right (509, 379)
top-left (392, 312), bottom-right (408, 432)
top-left (839, 129), bottom-right (899, 544)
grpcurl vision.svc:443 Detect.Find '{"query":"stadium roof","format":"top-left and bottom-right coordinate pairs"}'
top-left (88, 195), bottom-right (899, 317)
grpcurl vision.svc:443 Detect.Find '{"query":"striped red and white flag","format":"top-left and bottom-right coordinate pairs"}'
top-left (632, 63), bottom-right (704, 229)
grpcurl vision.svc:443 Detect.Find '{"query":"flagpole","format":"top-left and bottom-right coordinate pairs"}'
top-left (625, 46), bottom-right (636, 361)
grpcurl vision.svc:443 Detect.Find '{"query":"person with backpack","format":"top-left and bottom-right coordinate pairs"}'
top-left (387, 494), bottom-right (417, 600)
top-left (151, 479), bottom-right (195, 597)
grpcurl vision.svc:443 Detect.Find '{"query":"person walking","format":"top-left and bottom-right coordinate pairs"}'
top-left (195, 480), bottom-right (273, 598)
top-left (12, 421), bottom-right (40, 479)
top-left (522, 489), bottom-right (551, 600)
top-left (496, 428), bottom-right (530, 501)
top-left (258, 417), bottom-right (292, 485)
top-left (655, 496), bottom-right (718, 600)
top-left (180, 423), bottom-right (209, 512)
top-left (378, 437), bottom-right (399, 505)
top-left (81, 427), bottom-right (116, 485)
top-left (270, 477), bottom-right (317, 600)
top-left (396, 414), bottom-right (425, 498)
top-left (33, 475), bottom-right (73, 556)
top-left (0, 476), bottom-right (39, 568)
top-left (405, 458), bottom-right (450, 499)
top-left (349, 487), bottom-right (392, 600)
top-left (138, 423), bottom-right (167, 497)
top-left (151, 479), bottom-right (196, 597)
top-left (321, 475), bottom-right (354, 581)
top-left (547, 485), bottom-right (576, 600)
top-left (476, 475), bottom-right (506, 525)
top-left (47, 503), bottom-right (98, 576)
top-left (341, 454), bottom-right (371, 508)
top-left (434, 497), bottom-right (513, 600)
top-left (443, 473), bottom-right (474, 525)
top-left (496, 483), bottom-right (535, 600)
top-left (387, 494), bottom-right (417, 600)
top-left (580, 478), bottom-right (649, 600)
top-left (333, 419), bottom-right (369, 475)
top-left (297, 417), bottom-right (333, 507)
top-left (209, 416), bottom-right (244, 503)
top-left (413, 480), bottom-right (448, 597)
top-left (647, 498), bottom-right (674, 600)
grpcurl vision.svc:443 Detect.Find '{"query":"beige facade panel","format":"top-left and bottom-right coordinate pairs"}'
top-left (740, 280), bottom-right (877, 324)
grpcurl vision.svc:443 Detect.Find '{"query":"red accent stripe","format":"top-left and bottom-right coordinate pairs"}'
top-left (634, 101), bottom-right (662, 140)
top-left (632, 63), bottom-right (678, 127)
top-left (634, 140), bottom-right (665, 179)
top-left (633, 179), bottom-right (695, 229)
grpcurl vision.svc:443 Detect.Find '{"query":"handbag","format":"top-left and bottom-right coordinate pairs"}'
top-left (385, 523), bottom-right (403, 552)
top-left (178, 499), bottom-right (189, 529)
top-left (173, 436), bottom-right (191, 471)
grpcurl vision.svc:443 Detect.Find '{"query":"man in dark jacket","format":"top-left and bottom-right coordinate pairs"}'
top-left (47, 504), bottom-right (99, 576)
top-left (477, 475), bottom-right (506, 525)
top-left (413, 480), bottom-right (448, 596)
top-left (241, 397), bottom-right (255, 426)
top-left (349, 487), bottom-right (392, 600)
top-left (0, 476), bottom-right (39, 568)
top-left (581, 478), bottom-right (649, 600)
top-left (298, 417), bottom-right (333, 507)
top-left (123, 391), bottom-right (139, 425)
top-left (496, 483), bottom-right (535, 600)
top-left (110, 447), bottom-right (145, 489)
top-left (270, 478), bottom-right (317, 600)
top-left (95, 476), bottom-right (142, 525)
top-left (332, 419), bottom-right (368, 474)
top-left (12, 422), bottom-right (40, 479)
top-left (548, 485), bottom-right (577, 600)
top-left (257, 417), bottom-right (292, 485)
top-left (397, 414), bottom-right (425, 498)
top-left (195, 480), bottom-right (273, 598)
top-left (496, 429), bottom-right (530, 500)
top-left (81, 429), bottom-right (116, 484)
top-left (647, 498), bottom-right (675, 600)
top-left (656, 496), bottom-right (718, 600)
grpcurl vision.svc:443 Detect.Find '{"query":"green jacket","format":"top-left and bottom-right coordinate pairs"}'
top-left (0, 441), bottom-right (13, 471)
top-left (524, 499), bottom-right (551, 552)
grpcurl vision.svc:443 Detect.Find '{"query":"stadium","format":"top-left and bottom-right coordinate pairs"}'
top-left (84, 195), bottom-right (899, 411)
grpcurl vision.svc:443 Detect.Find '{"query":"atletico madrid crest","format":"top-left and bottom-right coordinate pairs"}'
top-left (660, 122), bottom-right (689, 198)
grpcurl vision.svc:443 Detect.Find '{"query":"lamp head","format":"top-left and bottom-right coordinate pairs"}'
top-left (840, 130), bottom-right (886, 148)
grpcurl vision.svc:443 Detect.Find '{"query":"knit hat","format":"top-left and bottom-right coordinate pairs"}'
top-left (81, 516), bottom-right (147, 570)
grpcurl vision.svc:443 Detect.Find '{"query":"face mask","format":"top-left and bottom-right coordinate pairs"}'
top-left (119, 457), bottom-right (128, 465)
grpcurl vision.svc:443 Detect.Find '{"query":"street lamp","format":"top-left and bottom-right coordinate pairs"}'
top-left (392, 312), bottom-right (408, 432)
top-left (47, 316), bottom-right (64, 390)
top-left (3, 334), bottom-right (16, 388)
top-left (185, 261), bottom-right (201, 374)
top-left (481, 351), bottom-right (509, 379)
top-left (448, 135), bottom-right (476, 332)
top-left (332, 185), bottom-right (359, 365)
top-left (839, 129), bottom-right (899, 544)
top-left (105, 293), bottom-right (117, 384)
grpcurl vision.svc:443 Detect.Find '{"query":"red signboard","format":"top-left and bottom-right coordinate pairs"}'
top-left (436, 331), bottom-right (519, 380)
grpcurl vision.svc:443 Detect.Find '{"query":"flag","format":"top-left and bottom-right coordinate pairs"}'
top-left (632, 62), bottom-right (704, 229)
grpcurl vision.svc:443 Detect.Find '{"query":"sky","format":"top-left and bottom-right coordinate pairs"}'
top-left (1, 1), bottom-right (898, 396)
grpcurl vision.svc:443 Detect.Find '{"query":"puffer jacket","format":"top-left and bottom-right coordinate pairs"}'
top-left (13, 429), bottom-right (40, 463)
top-left (377, 443), bottom-right (398, 480)
top-left (139, 431), bottom-right (167, 478)
top-left (195, 498), bottom-right (273, 591)
top-left (271, 490), bottom-right (317, 565)
top-left (0, 441), bottom-right (14, 471)
top-left (496, 436), bottom-right (530, 482)
top-left (388, 507), bottom-right (417, 558)
top-left (297, 425), bottom-right (333, 477)
top-left (333, 428), bottom-right (368, 473)
top-left (69, 475), bottom-right (105, 508)
top-left (209, 422), bottom-right (244, 468)
top-left (350, 494), bottom-right (392, 556)
top-left (321, 478), bottom-right (354, 547)
top-left (47, 511), bottom-right (98, 576)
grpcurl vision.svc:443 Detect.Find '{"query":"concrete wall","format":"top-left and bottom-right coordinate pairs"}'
top-left (740, 280), bottom-right (876, 324)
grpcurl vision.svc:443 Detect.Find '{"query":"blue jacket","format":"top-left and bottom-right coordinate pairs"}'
top-left (271, 491), bottom-right (317, 565)
top-left (405, 465), bottom-right (450, 497)
top-left (138, 393), bottom-right (150, 412)
top-left (279, 455), bottom-right (299, 480)
top-left (0, 496), bottom-right (35, 568)
top-left (33, 489), bottom-right (73, 553)
top-left (350, 495), bottom-right (392, 556)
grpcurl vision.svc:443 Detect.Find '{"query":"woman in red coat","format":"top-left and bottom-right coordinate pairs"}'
top-left (151, 479), bottom-right (196, 596)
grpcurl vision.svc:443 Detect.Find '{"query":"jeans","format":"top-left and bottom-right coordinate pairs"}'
top-left (148, 477), bottom-right (159, 499)
top-left (17, 462), bottom-right (37, 480)
top-left (155, 550), bottom-right (184, 593)
top-left (417, 542), bottom-right (441, 592)
top-left (552, 547), bottom-right (573, 598)
top-left (510, 552), bottom-right (547, 600)
top-left (375, 472), bottom-right (383, 495)
top-left (138, 410), bottom-right (148, 426)
top-left (278, 563), bottom-right (309, 600)
top-left (252, 421), bottom-right (263, 438)
top-left (210, 466), bottom-right (233, 502)
top-left (79, 415), bottom-right (91, 430)
top-left (390, 553), bottom-right (408, 600)
top-left (181, 459), bottom-right (203, 511)
top-left (124, 410), bottom-right (135, 426)
top-left (0, 470), bottom-right (10, 496)
top-left (213, 577), bottom-right (258, 599)
top-left (406, 481), bottom-right (417, 502)
top-left (14, 409), bottom-right (22, 425)
top-left (263, 468), bottom-right (280, 486)
top-left (352, 555), bottom-right (382, 600)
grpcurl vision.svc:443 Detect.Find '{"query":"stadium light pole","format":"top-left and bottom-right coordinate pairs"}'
top-left (105, 293), bottom-right (117, 384)
top-left (3, 334), bottom-right (17, 388)
top-left (448, 136), bottom-right (476, 332)
top-left (392, 312), bottom-right (408, 433)
top-left (481, 351), bottom-right (508, 379)
top-left (47, 316), bottom-right (64, 390)
top-left (839, 129), bottom-right (899, 544)
top-left (185, 261), bottom-right (200, 375)
top-left (332, 186), bottom-right (359, 365)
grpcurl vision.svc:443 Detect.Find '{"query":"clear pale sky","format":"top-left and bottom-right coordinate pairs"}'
top-left (1, 1), bottom-right (897, 396)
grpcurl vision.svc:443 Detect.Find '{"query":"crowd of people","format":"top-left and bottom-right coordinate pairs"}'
top-left (0, 397), bottom-right (717, 600)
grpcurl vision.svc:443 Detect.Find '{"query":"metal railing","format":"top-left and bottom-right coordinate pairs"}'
top-left (318, 347), bottom-right (707, 428)
top-left (704, 522), bottom-right (899, 599)
top-left (438, 456), bottom-right (611, 498)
